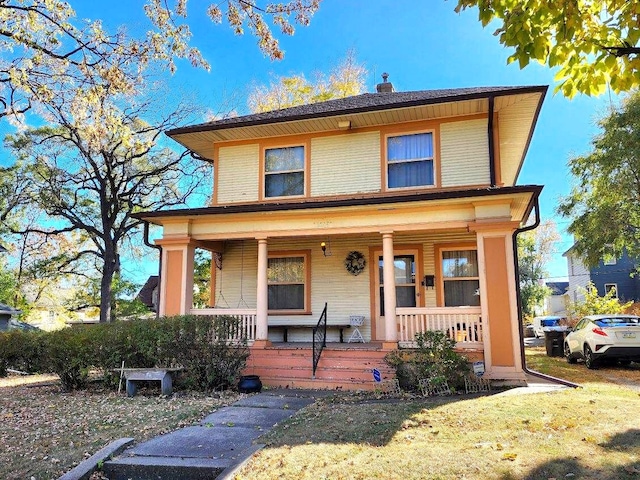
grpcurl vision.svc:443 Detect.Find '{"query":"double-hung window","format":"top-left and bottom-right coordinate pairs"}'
top-left (387, 132), bottom-right (434, 189)
top-left (264, 146), bottom-right (305, 198)
top-left (267, 253), bottom-right (309, 312)
top-left (441, 249), bottom-right (480, 307)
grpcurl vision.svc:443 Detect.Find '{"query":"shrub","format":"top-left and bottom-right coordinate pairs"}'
top-left (0, 315), bottom-right (250, 392)
top-left (385, 330), bottom-right (471, 391)
top-left (0, 330), bottom-right (46, 376)
top-left (42, 326), bottom-right (94, 391)
top-left (155, 315), bottom-right (249, 391)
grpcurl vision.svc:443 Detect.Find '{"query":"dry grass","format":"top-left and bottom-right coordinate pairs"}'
top-left (233, 348), bottom-right (640, 480)
top-left (0, 374), bottom-right (240, 480)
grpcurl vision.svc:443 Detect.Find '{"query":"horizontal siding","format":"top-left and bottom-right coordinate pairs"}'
top-left (310, 132), bottom-right (381, 197)
top-left (216, 144), bottom-right (259, 204)
top-left (209, 232), bottom-right (478, 342)
top-left (566, 254), bottom-right (590, 303)
top-left (440, 119), bottom-right (490, 187)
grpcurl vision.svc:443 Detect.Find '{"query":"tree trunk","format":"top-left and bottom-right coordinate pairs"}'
top-left (99, 248), bottom-right (120, 323)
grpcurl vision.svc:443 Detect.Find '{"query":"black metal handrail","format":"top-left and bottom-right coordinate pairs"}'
top-left (312, 302), bottom-right (328, 378)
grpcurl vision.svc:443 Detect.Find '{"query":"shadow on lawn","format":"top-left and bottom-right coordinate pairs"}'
top-left (601, 428), bottom-right (640, 451)
top-left (261, 392), bottom-right (485, 448)
top-left (521, 457), bottom-right (640, 480)
top-left (519, 428), bottom-right (640, 480)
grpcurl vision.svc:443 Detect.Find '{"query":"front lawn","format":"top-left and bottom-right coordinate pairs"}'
top-left (232, 348), bottom-right (640, 480)
top-left (0, 375), bottom-right (240, 480)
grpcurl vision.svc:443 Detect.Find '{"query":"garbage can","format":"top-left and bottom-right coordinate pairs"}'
top-left (544, 330), bottom-right (565, 357)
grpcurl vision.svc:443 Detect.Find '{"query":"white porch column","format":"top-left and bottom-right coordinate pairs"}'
top-left (382, 232), bottom-right (397, 342)
top-left (256, 238), bottom-right (269, 341)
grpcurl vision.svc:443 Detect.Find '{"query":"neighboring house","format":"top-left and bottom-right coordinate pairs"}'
top-left (23, 286), bottom-right (100, 330)
top-left (137, 275), bottom-right (159, 312)
top-left (135, 78), bottom-right (547, 389)
top-left (544, 281), bottom-right (569, 315)
top-left (564, 246), bottom-right (640, 304)
top-left (0, 302), bottom-right (22, 331)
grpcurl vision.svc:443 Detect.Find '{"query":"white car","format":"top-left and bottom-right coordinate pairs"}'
top-left (564, 314), bottom-right (640, 369)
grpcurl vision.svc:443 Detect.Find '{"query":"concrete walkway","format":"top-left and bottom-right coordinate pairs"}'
top-left (102, 391), bottom-right (317, 480)
top-left (68, 377), bottom-right (569, 480)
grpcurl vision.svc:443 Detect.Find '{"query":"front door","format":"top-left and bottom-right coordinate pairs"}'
top-left (373, 249), bottom-right (421, 340)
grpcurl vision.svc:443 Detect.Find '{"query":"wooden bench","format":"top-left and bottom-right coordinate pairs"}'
top-left (268, 320), bottom-right (352, 343)
top-left (116, 368), bottom-right (183, 397)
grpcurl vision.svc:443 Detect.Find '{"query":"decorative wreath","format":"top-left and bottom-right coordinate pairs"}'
top-left (344, 251), bottom-right (366, 276)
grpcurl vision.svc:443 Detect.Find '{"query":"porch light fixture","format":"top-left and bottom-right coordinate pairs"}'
top-left (337, 120), bottom-right (351, 130)
top-left (320, 240), bottom-right (332, 257)
top-left (422, 275), bottom-right (435, 289)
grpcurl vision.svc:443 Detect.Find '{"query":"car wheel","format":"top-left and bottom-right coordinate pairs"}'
top-left (565, 343), bottom-right (577, 364)
top-left (584, 345), bottom-right (598, 369)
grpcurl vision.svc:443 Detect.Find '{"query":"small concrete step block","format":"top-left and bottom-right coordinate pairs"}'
top-left (125, 370), bottom-right (172, 396)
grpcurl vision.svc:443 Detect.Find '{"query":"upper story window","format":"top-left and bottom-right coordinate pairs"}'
top-left (386, 132), bottom-right (434, 189)
top-left (265, 146), bottom-right (305, 198)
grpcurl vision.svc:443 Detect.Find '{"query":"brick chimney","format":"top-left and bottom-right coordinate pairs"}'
top-left (376, 72), bottom-right (394, 93)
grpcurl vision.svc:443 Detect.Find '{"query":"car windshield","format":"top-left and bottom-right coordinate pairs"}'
top-left (542, 319), bottom-right (560, 327)
top-left (594, 317), bottom-right (639, 327)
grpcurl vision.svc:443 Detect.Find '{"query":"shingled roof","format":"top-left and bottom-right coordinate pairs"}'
top-left (167, 85), bottom-right (547, 136)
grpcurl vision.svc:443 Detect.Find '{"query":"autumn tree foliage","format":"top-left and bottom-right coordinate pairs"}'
top-left (0, 0), bottom-right (320, 119)
top-left (0, 1), bottom-right (321, 321)
top-left (455, 0), bottom-right (640, 97)
top-left (558, 92), bottom-right (640, 268)
top-left (248, 51), bottom-right (367, 112)
top-left (517, 221), bottom-right (560, 317)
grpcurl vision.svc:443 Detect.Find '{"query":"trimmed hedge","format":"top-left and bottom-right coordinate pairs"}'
top-left (0, 315), bottom-right (249, 392)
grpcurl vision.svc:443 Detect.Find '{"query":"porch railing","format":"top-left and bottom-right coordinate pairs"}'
top-left (396, 307), bottom-right (483, 347)
top-left (190, 308), bottom-right (257, 342)
top-left (312, 302), bottom-right (328, 378)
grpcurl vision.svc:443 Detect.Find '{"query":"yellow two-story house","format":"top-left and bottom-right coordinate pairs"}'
top-left (136, 78), bottom-right (547, 390)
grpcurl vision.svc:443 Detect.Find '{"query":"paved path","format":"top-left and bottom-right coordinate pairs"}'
top-left (102, 390), bottom-right (318, 480)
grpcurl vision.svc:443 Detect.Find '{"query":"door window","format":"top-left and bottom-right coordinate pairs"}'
top-left (379, 255), bottom-right (416, 315)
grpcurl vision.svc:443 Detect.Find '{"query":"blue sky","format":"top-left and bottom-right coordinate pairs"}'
top-left (80, 1), bottom-right (618, 284)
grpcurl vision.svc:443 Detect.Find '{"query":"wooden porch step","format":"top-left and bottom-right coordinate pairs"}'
top-left (244, 343), bottom-right (396, 391)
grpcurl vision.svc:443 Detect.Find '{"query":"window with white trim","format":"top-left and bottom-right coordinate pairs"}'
top-left (386, 132), bottom-right (434, 189)
top-left (267, 253), bottom-right (309, 312)
top-left (604, 283), bottom-right (618, 298)
top-left (264, 146), bottom-right (305, 197)
top-left (442, 249), bottom-right (480, 307)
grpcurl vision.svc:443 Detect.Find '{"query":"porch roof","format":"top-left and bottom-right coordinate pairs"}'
top-left (134, 184), bottom-right (542, 226)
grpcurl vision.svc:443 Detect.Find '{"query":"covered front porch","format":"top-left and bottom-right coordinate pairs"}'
top-left (154, 230), bottom-right (523, 386)
top-left (137, 190), bottom-right (539, 388)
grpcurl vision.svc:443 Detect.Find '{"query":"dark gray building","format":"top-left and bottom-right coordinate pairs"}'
top-left (565, 246), bottom-right (640, 303)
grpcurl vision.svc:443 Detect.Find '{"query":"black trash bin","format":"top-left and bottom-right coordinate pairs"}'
top-left (544, 330), bottom-right (566, 357)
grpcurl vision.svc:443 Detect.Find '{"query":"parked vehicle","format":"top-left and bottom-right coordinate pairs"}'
top-left (532, 315), bottom-right (568, 338)
top-left (564, 314), bottom-right (640, 369)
